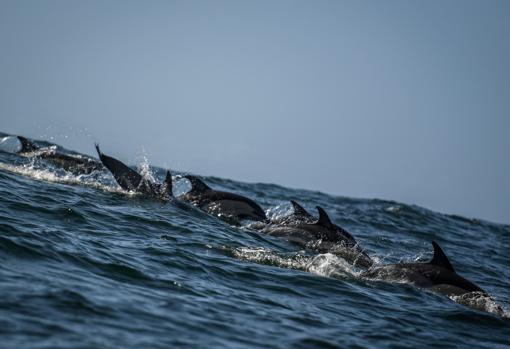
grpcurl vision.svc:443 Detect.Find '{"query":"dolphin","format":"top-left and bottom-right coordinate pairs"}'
top-left (37, 148), bottom-right (103, 174)
top-left (178, 175), bottom-right (267, 223)
top-left (260, 202), bottom-right (373, 268)
top-left (95, 144), bottom-right (172, 199)
top-left (361, 241), bottom-right (485, 296)
top-left (0, 133), bottom-right (103, 174)
top-left (0, 134), bottom-right (39, 154)
top-left (15, 135), bottom-right (40, 153)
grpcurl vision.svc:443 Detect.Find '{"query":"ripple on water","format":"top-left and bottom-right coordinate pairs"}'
top-left (1, 151), bottom-right (509, 349)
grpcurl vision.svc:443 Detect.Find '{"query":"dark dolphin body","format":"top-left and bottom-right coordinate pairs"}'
top-left (36, 148), bottom-right (103, 174)
top-left (15, 136), bottom-right (39, 153)
top-left (95, 144), bottom-right (172, 199)
top-left (0, 133), bottom-right (38, 153)
top-left (260, 201), bottom-right (373, 268)
top-left (178, 175), bottom-right (267, 224)
top-left (0, 133), bottom-right (102, 175)
top-left (362, 241), bottom-right (485, 296)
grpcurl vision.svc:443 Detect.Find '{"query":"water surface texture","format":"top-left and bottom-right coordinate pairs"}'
top-left (0, 139), bottom-right (509, 349)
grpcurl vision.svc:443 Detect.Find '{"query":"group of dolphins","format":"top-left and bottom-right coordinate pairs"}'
top-left (0, 133), bottom-right (498, 309)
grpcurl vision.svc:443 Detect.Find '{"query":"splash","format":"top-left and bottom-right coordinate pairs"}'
top-left (449, 292), bottom-right (510, 318)
top-left (306, 253), bottom-right (359, 278)
top-left (136, 149), bottom-right (157, 183)
top-left (231, 247), bottom-right (359, 278)
top-left (232, 247), bottom-right (313, 271)
top-left (265, 202), bottom-right (293, 222)
top-left (0, 161), bottom-right (125, 194)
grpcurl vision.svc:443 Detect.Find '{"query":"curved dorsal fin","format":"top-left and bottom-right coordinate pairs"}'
top-left (18, 136), bottom-right (39, 153)
top-left (94, 143), bottom-right (103, 157)
top-left (316, 206), bottom-right (333, 227)
top-left (94, 143), bottom-right (142, 191)
top-left (290, 200), bottom-right (313, 219)
top-left (164, 170), bottom-right (173, 196)
top-left (184, 175), bottom-right (211, 193)
top-left (429, 241), bottom-right (455, 272)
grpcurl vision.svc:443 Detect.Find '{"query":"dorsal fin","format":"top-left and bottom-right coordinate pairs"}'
top-left (184, 175), bottom-right (211, 193)
top-left (429, 241), bottom-right (455, 272)
top-left (316, 206), bottom-right (333, 227)
top-left (290, 200), bottom-right (313, 219)
top-left (164, 170), bottom-right (173, 196)
top-left (94, 143), bottom-right (142, 191)
top-left (18, 136), bottom-right (39, 153)
top-left (94, 143), bottom-right (103, 157)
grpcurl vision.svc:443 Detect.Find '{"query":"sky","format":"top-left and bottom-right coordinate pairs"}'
top-left (0, 0), bottom-right (509, 224)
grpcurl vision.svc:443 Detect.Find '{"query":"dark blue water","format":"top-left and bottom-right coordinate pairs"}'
top-left (0, 143), bottom-right (509, 349)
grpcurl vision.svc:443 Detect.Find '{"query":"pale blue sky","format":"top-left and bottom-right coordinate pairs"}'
top-left (1, 1), bottom-right (509, 224)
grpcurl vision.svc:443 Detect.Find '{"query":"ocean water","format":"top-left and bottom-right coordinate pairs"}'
top-left (0, 142), bottom-right (509, 349)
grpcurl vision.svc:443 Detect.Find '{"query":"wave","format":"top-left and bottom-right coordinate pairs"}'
top-left (1, 137), bottom-right (509, 349)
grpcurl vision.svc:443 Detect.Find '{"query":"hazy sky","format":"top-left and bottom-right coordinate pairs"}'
top-left (1, 1), bottom-right (509, 224)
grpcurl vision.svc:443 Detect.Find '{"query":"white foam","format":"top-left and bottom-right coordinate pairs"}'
top-left (232, 247), bottom-right (358, 278)
top-left (449, 292), bottom-right (510, 318)
top-left (305, 253), bottom-right (358, 278)
top-left (385, 205), bottom-right (402, 213)
top-left (0, 162), bottom-right (126, 194)
top-left (265, 203), bottom-right (293, 222)
top-left (232, 247), bottom-right (313, 271)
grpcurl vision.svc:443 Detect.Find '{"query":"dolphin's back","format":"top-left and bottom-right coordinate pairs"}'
top-left (199, 190), bottom-right (267, 222)
top-left (39, 151), bottom-right (103, 174)
top-left (362, 262), bottom-right (485, 295)
top-left (420, 265), bottom-right (484, 293)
